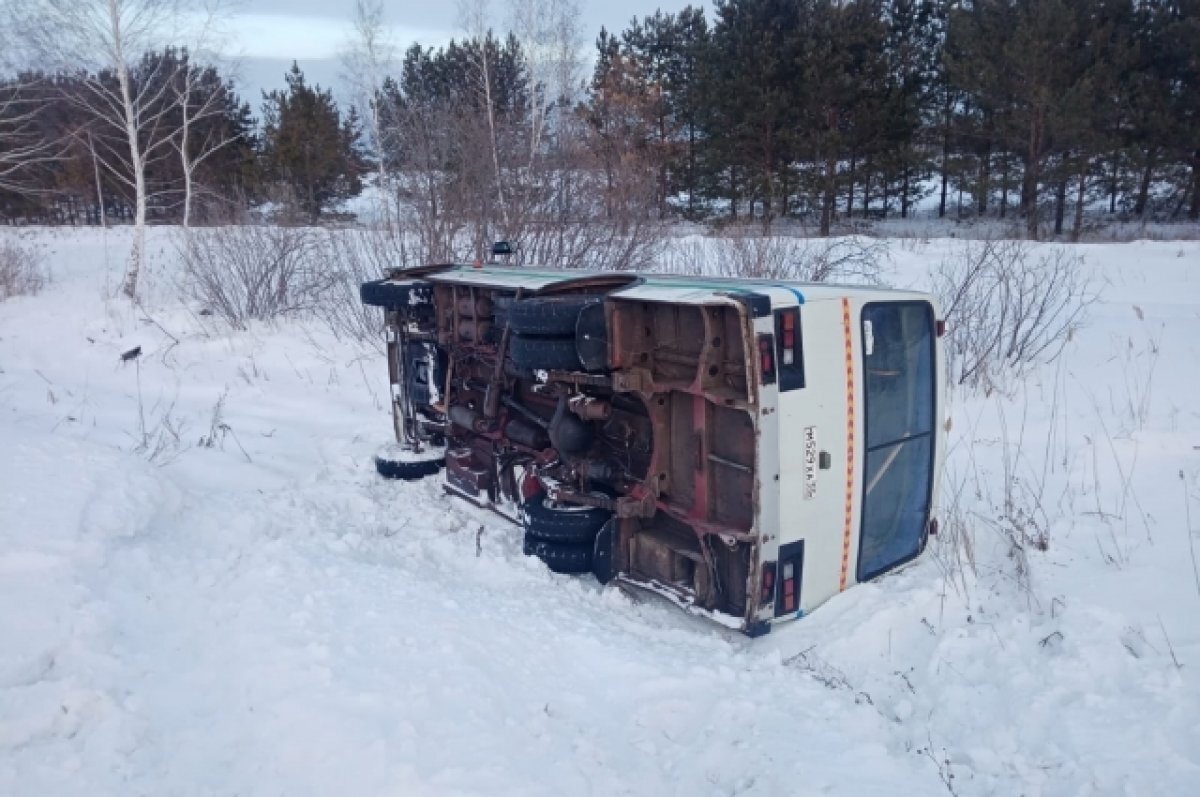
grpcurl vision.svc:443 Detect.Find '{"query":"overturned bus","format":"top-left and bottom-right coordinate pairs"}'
top-left (360, 261), bottom-right (945, 636)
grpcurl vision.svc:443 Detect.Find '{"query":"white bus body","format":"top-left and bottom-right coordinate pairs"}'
top-left (361, 264), bottom-right (945, 636)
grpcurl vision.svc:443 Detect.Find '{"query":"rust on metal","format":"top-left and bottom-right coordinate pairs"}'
top-left (372, 267), bottom-right (766, 628)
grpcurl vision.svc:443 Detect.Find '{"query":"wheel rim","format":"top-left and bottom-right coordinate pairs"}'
top-left (546, 492), bottom-right (609, 513)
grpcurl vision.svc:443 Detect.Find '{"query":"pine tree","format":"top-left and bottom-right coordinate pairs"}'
top-left (876, 0), bottom-right (940, 219)
top-left (667, 7), bottom-right (711, 218)
top-left (706, 0), bottom-right (809, 226)
top-left (260, 63), bottom-right (365, 221)
top-left (1127, 0), bottom-right (1200, 219)
top-left (584, 29), bottom-right (661, 221)
top-left (1173, 1), bottom-right (1200, 219)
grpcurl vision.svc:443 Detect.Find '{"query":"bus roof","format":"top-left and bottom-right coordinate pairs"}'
top-left (389, 263), bottom-right (932, 305)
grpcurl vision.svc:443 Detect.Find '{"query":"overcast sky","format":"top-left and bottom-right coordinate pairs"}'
top-left (224, 0), bottom-right (710, 105)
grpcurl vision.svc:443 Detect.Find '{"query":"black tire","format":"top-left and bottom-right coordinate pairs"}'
top-left (592, 519), bottom-right (616, 584)
top-left (522, 535), bottom-right (594, 574)
top-left (361, 280), bottom-right (428, 310)
top-left (507, 295), bottom-right (601, 337)
top-left (504, 358), bottom-right (536, 381)
top-left (509, 334), bottom-right (582, 371)
top-left (522, 494), bottom-right (612, 544)
top-left (374, 449), bottom-right (444, 481)
top-left (492, 294), bottom-right (517, 329)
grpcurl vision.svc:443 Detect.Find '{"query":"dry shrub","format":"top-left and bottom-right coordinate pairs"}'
top-left (660, 230), bottom-right (885, 283)
top-left (179, 224), bottom-right (431, 348)
top-left (933, 239), bottom-right (1095, 392)
top-left (513, 217), bottom-right (668, 273)
top-left (0, 239), bottom-right (45, 300)
top-left (317, 228), bottom-right (418, 347)
top-left (179, 226), bottom-right (335, 329)
top-left (933, 390), bottom-right (1060, 612)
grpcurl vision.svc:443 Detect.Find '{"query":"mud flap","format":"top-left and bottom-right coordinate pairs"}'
top-left (592, 518), bottom-right (616, 584)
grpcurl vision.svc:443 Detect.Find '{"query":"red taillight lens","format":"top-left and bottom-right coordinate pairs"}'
top-left (775, 309), bottom-right (801, 376)
top-left (928, 517), bottom-right (939, 537)
top-left (936, 319), bottom-right (946, 337)
top-left (758, 336), bottom-right (775, 381)
top-left (761, 562), bottom-right (776, 604)
top-left (774, 542), bottom-right (805, 618)
top-left (781, 561), bottom-right (797, 612)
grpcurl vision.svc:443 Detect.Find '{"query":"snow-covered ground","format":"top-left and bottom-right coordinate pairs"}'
top-left (1, 226), bottom-right (1198, 796)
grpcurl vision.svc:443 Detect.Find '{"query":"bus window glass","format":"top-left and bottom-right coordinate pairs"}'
top-left (858, 302), bottom-right (936, 581)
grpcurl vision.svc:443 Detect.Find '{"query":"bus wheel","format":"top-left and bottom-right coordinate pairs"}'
top-left (507, 295), bottom-right (602, 337)
top-left (374, 444), bottom-right (445, 481)
top-left (521, 494), bottom-right (611, 544)
top-left (522, 536), bottom-right (594, 574)
top-left (509, 334), bottom-right (582, 372)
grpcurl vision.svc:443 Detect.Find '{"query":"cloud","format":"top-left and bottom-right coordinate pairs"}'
top-left (224, 12), bottom-right (453, 61)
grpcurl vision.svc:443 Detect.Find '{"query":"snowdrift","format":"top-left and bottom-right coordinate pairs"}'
top-left (1, 227), bottom-right (1198, 795)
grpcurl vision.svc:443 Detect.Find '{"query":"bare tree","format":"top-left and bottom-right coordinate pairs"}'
top-left (374, 0), bottom-right (659, 271)
top-left (174, 3), bottom-right (239, 229)
top-left (459, 0), bottom-right (510, 244)
top-left (341, 0), bottom-right (398, 233)
top-left (509, 0), bottom-right (581, 153)
top-left (8, 0), bottom-right (188, 299)
top-left (509, 0), bottom-right (589, 252)
top-left (174, 60), bottom-right (235, 228)
top-left (84, 130), bottom-right (108, 227)
top-left (0, 78), bottom-right (63, 196)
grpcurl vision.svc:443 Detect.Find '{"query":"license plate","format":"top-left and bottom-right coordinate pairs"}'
top-left (803, 426), bottom-right (818, 500)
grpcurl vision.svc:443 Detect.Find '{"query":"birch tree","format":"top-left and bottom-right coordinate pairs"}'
top-left (173, 2), bottom-right (239, 229)
top-left (8, 0), bottom-right (185, 298)
top-left (509, 0), bottom-right (582, 162)
top-left (0, 78), bottom-right (62, 196)
top-left (507, 0), bottom-right (584, 262)
top-left (174, 56), bottom-right (244, 228)
top-left (341, 0), bottom-right (398, 232)
top-left (458, 0), bottom-right (510, 241)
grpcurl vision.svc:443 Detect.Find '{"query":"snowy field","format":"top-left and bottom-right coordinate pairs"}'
top-left (1, 226), bottom-right (1198, 796)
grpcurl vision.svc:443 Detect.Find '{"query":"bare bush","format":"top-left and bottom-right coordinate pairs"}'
top-left (0, 239), bottom-right (46, 300)
top-left (933, 239), bottom-right (1095, 392)
top-left (130, 361), bottom-right (187, 466)
top-left (659, 230), bottom-right (886, 283)
top-left (934, 387), bottom-right (1062, 613)
top-left (929, 469), bottom-right (977, 602)
top-left (179, 225), bottom-right (336, 329)
top-left (316, 228), bottom-right (417, 347)
top-left (181, 223), bottom-right (426, 347)
top-left (513, 214), bottom-right (668, 273)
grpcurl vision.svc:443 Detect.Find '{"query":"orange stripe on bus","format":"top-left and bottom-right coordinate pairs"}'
top-left (839, 298), bottom-right (855, 592)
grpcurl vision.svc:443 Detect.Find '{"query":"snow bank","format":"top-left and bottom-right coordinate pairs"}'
top-left (1, 226), bottom-right (1197, 795)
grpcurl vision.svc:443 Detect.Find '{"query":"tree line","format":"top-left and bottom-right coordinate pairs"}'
top-left (589, 0), bottom-right (1198, 237)
top-left (2, 0), bottom-right (1197, 249)
top-left (0, 55), bottom-right (366, 227)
